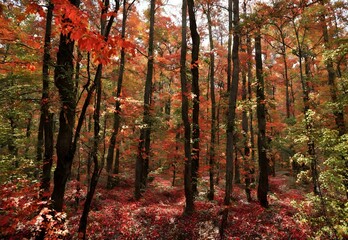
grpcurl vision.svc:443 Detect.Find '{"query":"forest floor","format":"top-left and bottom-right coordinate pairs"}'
top-left (64, 171), bottom-right (312, 239)
top-left (0, 171), bottom-right (313, 239)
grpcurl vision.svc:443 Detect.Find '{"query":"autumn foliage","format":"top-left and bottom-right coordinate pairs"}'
top-left (0, 0), bottom-right (347, 239)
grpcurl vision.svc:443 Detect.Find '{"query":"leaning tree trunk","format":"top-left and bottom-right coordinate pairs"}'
top-left (187, 0), bottom-right (200, 196)
top-left (255, 29), bottom-right (269, 208)
top-left (78, 1), bottom-right (120, 238)
top-left (135, 0), bottom-right (155, 200)
top-left (181, 0), bottom-right (194, 215)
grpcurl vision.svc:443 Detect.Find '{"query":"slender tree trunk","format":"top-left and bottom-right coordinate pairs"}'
top-left (78, 0), bottom-right (119, 237)
top-left (172, 130), bottom-right (180, 187)
top-left (224, 0), bottom-right (240, 206)
top-left (247, 31), bottom-right (255, 182)
top-left (255, 30), bottom-right (269, 208)
top-left (135, 0), bottom-right (155, 200)
top-left (187, 0), bottom-right (200, 196)
top-left (113, 138), bottom-right (121, 185)
top-left (242, 0), bottom-right (252, 201)
top-left (227, 0), bottom-right (232, 92)
top-left (78, 65), bottom-right (103, 240)
top-left (304, 55), bottom-right (320, 195)
top-left (205, 3), bottom-right (215, 201)
top-left (38, 1), bottom-right (54, 199)
top-left (25, 115), bottom-right (32, 158)
top-left (181, 0), bottom-right (194, 215)
top-left (106, 0), bottom-right (129, 189)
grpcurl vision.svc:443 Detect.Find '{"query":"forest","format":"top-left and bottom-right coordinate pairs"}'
top-left (0, 0), bottom-right (347, 239)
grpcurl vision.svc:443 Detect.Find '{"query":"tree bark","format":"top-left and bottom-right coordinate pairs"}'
top-left (255, 30), bottom-right (269, 208)
top-left (187, 0), bottom-right (200, 196)
top-left (205, 3), bottom-right (216, 201)
top-left (51, 0), bottom-right (80, 211)
top-left (224, 0), bottom-right (240, 206)
top-left (181, 0), bottom-right (194, 215)
top-left (52, 0), bottom-right (118, 211)
top-left (106, 0), bottom-right (130, 189)
top-left (227, 0), bottom-right (232, 92)
top-left (78, 1), bottom-right (119, 237)
top-left (320, 0), bottom-right (346, 136)
top-left (38, 0), bottom-right (54, 200)
top-left (135, 0), bottom-right (155, 200)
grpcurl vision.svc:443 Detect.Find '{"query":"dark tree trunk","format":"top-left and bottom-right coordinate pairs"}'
top-left (113, 139), bottom-right (121, 185)
top-left (247, 28), bottom-right (255, 185)
top-left (78, 1), bottom-right (120, 237)
top-left (240, 4), bottom-right (252, 198)
top-left (78, 65), bottom-right (103, 240)
top-left (25, 115), bottom-right (32, 158)
top-left (172, 130), bottom-right (180, 187)
top-left (106, 0), bottom-right (130, 189)
top-left (227, 0), bottom-right (232, 92)
top-left (52, 0), bottom-right (118, 211)
top-left (224, 0), bottom-right (239, 206)
top-left (255, 30), bottom-right (269, 208)
top-left (38, 1), bottom-right (54, 199)
top-left (234, 144), bottom-right (240, 183)
top-left (135, 0), bottom-right (155, 200)
top-left (187, 0), bottom-right (200, 196)
top-left (205, 3), bottom-right (215, 201)
top-left (304, 55), bottom-right (320, 195)
top-left (51, 0), bottom-right (80, 212)
top-left (181, 0), bottom-right (194, 215)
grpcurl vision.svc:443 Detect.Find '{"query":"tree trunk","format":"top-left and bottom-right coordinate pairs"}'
top-left (204, 3), bottom-right (216, 201)
top-left (240, 8), bottom-right (252, 199)
top-left (78, 0), bottom-right (119, 237)
top-left (227, 0), bottom-right (232, 92)
top-left (320, 0), bottom-right (346, 136)
top-left (187, 0), bottom-right (200, 196)
top-left (38, 1), bottom-right (54, 199)
top-left (181, 0), bottom-right (194, 215)
top-left (255, 30), bottom-right (269, 208)
top-left (106, 0), bottom-right (129, 189)
top-left (51, 0), bottom-right (80, 212)
top-left (135, 0), bottom-right (155, 200)
top-left (78, 64), bottom-right (103, 240)
top-left (52, 0), bottom-right (118, 211)
top-left (304, 55), bottom-right (320, 195)
top-left (224, 0), bottom-right (240, 206)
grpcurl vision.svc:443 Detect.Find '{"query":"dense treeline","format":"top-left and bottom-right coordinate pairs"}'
top-left (0, 0), bottom-right (347, 239)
